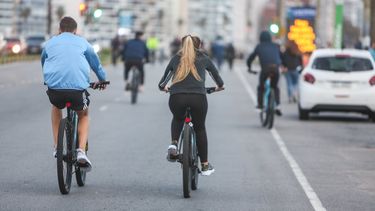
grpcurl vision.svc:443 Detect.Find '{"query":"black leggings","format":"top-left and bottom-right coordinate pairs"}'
top-left (169, 94), bottom-right (208, 163)
top-left (124, 60), bottom-right (145, 85)
top-left (258, 65), bottom-right (280, 106)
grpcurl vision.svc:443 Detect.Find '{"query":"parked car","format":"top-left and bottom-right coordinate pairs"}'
top-left (298, 49), bottom-right (375, 121)
top-left (26, 35), bottom-right (46, 54)
top-left (3, 37), bottom-right (27, 55)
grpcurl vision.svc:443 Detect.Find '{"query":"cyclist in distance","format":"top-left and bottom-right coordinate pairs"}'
top-left (247, 30), bottom-right (283, 116)
top-left (122, 31), bottom-right (149, 91)
top-left (41, 17), bottom-right (107, 171)
top-left (158, 35), bottom-right (224, 176)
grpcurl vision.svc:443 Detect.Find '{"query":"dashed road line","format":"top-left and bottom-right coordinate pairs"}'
top-left (99, 105), bottom-right (108, 111)
top-left (235, 68), bottom-right (327, 211)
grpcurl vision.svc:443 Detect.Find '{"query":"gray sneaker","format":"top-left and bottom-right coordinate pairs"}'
top-left (201, 163), bottom-right (215, 176)
top-left (77, 149), bottom-right (92, 172)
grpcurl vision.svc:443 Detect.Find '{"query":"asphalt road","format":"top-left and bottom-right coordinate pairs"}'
top-left (0, 60), bottom-right (374, 211)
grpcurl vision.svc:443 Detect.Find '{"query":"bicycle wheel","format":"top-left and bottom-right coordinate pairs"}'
top-left (182, 124), bottom-right (192, 198)
top-left (56, 118), bottom-right (73, 194)
top-left (190, 132), bottom-right (199, 190)
top-left (75, 140), bottom-right (87, 187)
top-left (131, 69), bottom-right (139, 104)
top-left (266, 89), bottom-right (275, 129)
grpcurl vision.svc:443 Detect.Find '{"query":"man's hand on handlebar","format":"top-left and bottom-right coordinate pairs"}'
top-left (90, 81), bottom-right (110, 90)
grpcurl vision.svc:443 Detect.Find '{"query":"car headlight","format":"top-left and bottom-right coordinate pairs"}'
top-left (93, 44), bottom-right (100, 53)
top-left (12, 44), bottom-right (21, 54)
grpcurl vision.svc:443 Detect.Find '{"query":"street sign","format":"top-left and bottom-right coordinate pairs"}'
top-left (334, 4), bottom-right (344, 49)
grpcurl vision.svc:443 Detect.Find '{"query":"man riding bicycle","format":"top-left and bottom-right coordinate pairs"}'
top-left (247, 30), bottom-right (282, 116)
top-left (122, 31), bottom-right (149, 91)
top-left (41, 17), bottom-right (107, 171)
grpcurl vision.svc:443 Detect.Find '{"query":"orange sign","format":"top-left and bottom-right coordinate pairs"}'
top-left (287, 19), bottom-right (316, 53)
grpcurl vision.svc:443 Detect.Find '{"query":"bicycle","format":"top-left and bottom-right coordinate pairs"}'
top-left (56, 81), bottom-right (110, 194)
top-left (166, 87), bottom-right (224, 198)
top-left (129, 66), bottom-right (141, 104)
top-left (249, 69), bottom-right (276, 129)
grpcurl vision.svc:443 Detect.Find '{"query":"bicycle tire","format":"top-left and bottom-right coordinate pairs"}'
top-left (267, 89), bottom-right (275, 129)
top-left (56, 118), bottom-right (73, 194)
top-left (190, 131), bottom-right (199, 190)
top-left (75, 140), bottom-right (87, 187)
top-left (182, 124), bottom-right (192, 198)
top-left (131, 69), bottom-right (139, 104)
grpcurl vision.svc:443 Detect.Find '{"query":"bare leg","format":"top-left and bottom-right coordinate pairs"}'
top-left (51, 106), bottom-right (62, 148)
top-left (77, 109), bottom-right (89, 151)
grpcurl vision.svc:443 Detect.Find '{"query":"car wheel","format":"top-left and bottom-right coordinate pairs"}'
top-left (369, 112), bottom-right (375, 122)
top-left (298, 105), bottom-right (309, 120)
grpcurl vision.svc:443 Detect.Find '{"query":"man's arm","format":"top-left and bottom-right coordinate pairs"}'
top-left (84, 45), bottom-right (106, 81)
top-left (41, 49), bottom-right (47, 67)
top-left (246, 46), bottom-right (258, 69)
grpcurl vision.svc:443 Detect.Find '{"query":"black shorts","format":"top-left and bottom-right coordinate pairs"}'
top-left (46, 89), bottom-right (90, 111)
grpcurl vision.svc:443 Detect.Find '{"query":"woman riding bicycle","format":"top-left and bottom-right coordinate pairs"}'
top-left (158, 35), bottom-right (224, 176)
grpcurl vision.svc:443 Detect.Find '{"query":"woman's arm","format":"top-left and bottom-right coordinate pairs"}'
top-left (205, 57), bottom-right (224, 87)
top-left (158, 56), bottom-right (177, 90)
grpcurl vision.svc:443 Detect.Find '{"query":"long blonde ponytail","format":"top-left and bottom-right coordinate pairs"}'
top-left (172, 35), bottom-right (201, 84)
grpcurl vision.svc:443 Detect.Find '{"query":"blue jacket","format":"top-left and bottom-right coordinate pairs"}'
top-left (41, 32), bottom-right (106, 90)
top-left (247, 31), bottom-right (282, 70)
top-left (122, 38), bottom-right (149, 61)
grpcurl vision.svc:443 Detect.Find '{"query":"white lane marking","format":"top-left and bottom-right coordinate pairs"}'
top-left (99, 105), bottom-right (108, 111)
top-left (235, 68), bottom-right (327, 211)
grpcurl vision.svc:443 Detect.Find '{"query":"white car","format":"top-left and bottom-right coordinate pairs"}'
top-left (298, 49), bottom-right (375, 121)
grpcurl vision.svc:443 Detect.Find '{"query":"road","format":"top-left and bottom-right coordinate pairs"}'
top-left (0, 60), bottom-right (374, 211)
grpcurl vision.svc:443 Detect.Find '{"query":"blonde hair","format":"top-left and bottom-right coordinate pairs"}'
top-left (172, 35), bottom-right (201, 84)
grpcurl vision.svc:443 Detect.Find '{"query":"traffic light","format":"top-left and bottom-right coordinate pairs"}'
top-left (269, 23), bottom-right (280, 34)
top-left (93, 9), bottom-right (102, 18)
top-left (79, 3), bottom-right (87, 16)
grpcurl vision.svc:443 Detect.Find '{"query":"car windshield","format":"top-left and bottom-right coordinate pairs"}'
top-left (5, 38), bottom-right (20, 43)
top-left (312, 56), bottom-right (373, 72)
top-left (26, 37), bottom-right (45, 44)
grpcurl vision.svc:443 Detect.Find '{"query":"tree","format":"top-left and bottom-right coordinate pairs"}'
top-left (19, 7), bottom-right (31, 34)
top-left (56, 6), bottom-right (65, 20)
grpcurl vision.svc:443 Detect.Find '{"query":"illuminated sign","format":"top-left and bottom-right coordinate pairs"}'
top-left (287, 19), bottom-right (316, 53)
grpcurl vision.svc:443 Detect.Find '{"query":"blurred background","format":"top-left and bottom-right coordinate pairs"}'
top-left (0, 0), bottom-right (374, 60)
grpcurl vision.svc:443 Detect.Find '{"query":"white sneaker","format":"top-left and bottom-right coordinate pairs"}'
top-left (166, 144), bottom-right (178, 162)
top-left (201, 163), bottom-right (215, 176)
top-left (76, 149), bottom-right (92, 172)
top-left (53, 148), bottom-right (57, 158)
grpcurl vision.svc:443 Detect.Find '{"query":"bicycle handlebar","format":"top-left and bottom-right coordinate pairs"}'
top-left (89, 81), bottom-right (110, 89)
top-left (163, 86), bottom-right (224, 94)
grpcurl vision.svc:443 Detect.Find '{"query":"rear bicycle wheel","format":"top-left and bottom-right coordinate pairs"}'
top-left (266, 89), bottom-right (275, 129)
top-left (75, 140), bottom-right (87, 187)
top-left (182, 124), bottom-right (192, 198)
top-left (56, 118), bottom-right (73, 194)
top-left (131, 69), bottom-right (139, 104)
top-left (191, 132), bottom-right (199, 190)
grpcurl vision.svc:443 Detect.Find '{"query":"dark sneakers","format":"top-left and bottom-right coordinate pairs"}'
top-left (201, 163), bottom-right (215, 176)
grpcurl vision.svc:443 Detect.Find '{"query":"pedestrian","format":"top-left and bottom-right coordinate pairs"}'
top-left (170, 36), bottom-right (181, 56)
top-left (282, 40), bottom-right (303, 103)
top-left (225, 43), bottom-right (236, 70)
top-left (111, 35), bottom-right (120, 66)
top-left (146, 33), bottom-right (159, 64)
top-left (210, 35), bottom-right (226, 70)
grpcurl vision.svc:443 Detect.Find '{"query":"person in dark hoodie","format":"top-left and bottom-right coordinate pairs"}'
top-left (247, 30), bottom-right (282, 116)
top-left (122, 31), bottom-right (149, 91)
